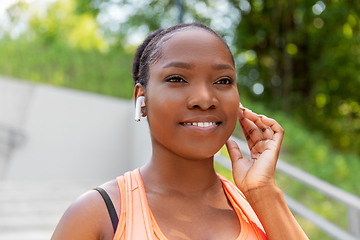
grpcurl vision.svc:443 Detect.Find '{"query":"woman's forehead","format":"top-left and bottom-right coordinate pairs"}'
top-left (156, 28), bottom-right (234, 65)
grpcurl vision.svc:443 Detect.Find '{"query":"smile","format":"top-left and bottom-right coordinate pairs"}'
top-left (180, 122), bottom-right (218, 127)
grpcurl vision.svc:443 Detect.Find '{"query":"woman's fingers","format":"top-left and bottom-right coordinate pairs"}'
top-left (226, 140), bottom-right (254, 185)
top-left (260, 115), bottom-right (284, 147)
top-left (234, 105), bottom-right (285, 191)
top-left (238, 107), bottom-right (284, 159)
top-left (226, 139), bottom-right (243, 161)
top-left (239, 109), bottom-right (262, 149)
top-left (243, 111), bottom-right (268, 132)
top-left (240, 108), bottom-right (277, 139)
top-left (262, 128), bottom-right (274, 139)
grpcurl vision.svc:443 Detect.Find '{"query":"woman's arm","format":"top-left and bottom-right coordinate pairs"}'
top-left (51, 190), bottom-right (105, 240)
top-left (226, 106), bottom-right (308, 240)
top-left (51, 188), bottom-right (116, 240)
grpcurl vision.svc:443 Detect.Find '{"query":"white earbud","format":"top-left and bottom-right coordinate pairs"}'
top-left (135, 96), bottom-right (145, 122)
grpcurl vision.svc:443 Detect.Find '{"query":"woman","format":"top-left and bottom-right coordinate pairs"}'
top-left (51, 23), bottom-right (308, 240)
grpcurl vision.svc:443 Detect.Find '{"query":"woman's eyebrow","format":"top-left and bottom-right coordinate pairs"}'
top-left (212, 63), bottom-right (235, 71)
top-left (163, 62), bottom-right (193, 69)
top-left (162, 62), bottom-right (234, 71)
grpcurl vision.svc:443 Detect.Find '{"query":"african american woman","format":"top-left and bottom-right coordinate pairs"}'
top-left (51, 23), bottom-right (309, 240)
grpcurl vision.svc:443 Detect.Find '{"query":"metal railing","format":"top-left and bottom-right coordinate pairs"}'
top-left (214, 135), bottom-right (360, 240)
top-left (0, 124), bottom-right (25, 151)
top-left (0, 124), bottom-right (25, 178)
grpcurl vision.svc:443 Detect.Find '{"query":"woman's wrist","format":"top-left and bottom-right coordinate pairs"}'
top-left (244, 184), bottom-right (309, 240)
top-left (243, 184), bottom-right (283, 207)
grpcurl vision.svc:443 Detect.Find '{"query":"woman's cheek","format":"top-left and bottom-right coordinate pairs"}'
top-left (146, 93), bottom-right (179, 135)
top-left (226, 91), bottom-right (240, 120)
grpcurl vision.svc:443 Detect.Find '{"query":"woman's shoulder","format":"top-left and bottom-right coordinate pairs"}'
top-left (51, 179), bottom-right (121, 240)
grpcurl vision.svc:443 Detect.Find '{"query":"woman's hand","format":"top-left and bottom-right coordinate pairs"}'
top-left (226, 104), bottom-right (284, 195)
top-left (226, 104), bottom-right (309, 240)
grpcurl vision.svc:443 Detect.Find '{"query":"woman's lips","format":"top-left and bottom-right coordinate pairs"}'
top-left (179, 121), bottom-right (221, 133)
top-left (179, 116), bottom-right (222, 133)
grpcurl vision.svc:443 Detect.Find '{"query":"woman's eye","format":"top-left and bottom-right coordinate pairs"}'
top-left (215, 78), bottom-right (233, 85)
top-left (166, 76), bottom-right (186, 83)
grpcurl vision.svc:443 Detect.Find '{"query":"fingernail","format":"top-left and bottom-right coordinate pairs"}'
top-left (239, 102), bottom-right (245, 111)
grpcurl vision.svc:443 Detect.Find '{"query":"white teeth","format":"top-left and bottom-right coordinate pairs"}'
top-left (183, 122), bottom-right (217, 127)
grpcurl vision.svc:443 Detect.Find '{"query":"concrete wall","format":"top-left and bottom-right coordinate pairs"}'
top-left (0, 77), bottom-right (151, 182)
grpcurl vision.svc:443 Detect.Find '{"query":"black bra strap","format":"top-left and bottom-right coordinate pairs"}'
top-left (93, 187), bottom-right (119, 233)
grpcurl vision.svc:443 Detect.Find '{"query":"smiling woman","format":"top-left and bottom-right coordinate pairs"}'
top-left (51, 23), bottom-right (309, 240)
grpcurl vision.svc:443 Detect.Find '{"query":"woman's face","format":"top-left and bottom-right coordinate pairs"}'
top-left (146, 28), bottom-right (239, 160)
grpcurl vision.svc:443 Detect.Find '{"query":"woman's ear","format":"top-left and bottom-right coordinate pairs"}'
top-left (134, 83), bottom-right (146, 105)
top-left (134, 83), bottom-right (146, 121)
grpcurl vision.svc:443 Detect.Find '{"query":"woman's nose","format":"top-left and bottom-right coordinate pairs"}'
top-left (187, 84), bottom-right (219, 110)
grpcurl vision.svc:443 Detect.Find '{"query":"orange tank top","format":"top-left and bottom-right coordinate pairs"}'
top-left (113, 168), bottom-right (267, 240)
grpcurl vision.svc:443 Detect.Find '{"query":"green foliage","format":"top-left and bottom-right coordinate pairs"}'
top-left (28, 0), bottom-right (109, 51)
top-left (0, 0), bottom-right (134, 98)
top-left (276, 173), bottom-right (348, 240)
top-left (228, 0), bottom-right (360, 155)
top-left (0, 39), bottom-right (134, 99)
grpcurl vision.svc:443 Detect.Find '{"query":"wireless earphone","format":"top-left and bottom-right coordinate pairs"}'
top-left (135, 96), bottom-right (146, 122)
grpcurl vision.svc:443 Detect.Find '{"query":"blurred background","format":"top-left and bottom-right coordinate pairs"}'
top-left (0, 0), bottom-right (359, 239)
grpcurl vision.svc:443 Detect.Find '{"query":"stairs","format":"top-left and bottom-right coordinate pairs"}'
top-left (0, 77), bottom-right (151, 239)
top-left (0, 181), bottom-right (98, 240)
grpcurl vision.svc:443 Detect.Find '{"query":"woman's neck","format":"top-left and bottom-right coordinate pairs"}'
top-left (140, 145), bottom-right (221, 196)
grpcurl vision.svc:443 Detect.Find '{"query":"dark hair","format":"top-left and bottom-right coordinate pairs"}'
top-left (132, 23), bottom-right (234, 87)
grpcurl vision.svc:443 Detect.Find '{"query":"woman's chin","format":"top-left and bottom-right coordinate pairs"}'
top-left (174, 145), bottom-right (223, 161)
